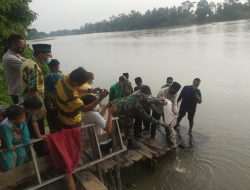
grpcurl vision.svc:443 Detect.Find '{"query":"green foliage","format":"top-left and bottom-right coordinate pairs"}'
top-left (0, 0), bottom-right (36, 105)
top-left (0, 0), bottom-right (37, 57)
top-left (195, 0), bottom-right (212, 22)
top-left (0, 66), bottom-right (12, 105)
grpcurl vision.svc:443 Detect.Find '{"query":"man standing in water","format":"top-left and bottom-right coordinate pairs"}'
top-left (123, 72), bottom-right (133, 96)
top-left (109, 76), bottom-right (126, 101)
top-left (133, 77), bottom-right (151, 137)
top-left (161, 77), bottom-right (173, 89)
top-left (176, 78), bottom-right (202, 133)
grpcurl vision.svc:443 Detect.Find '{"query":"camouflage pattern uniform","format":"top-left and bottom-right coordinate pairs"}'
top-left (112, 93), bottom-right (160, 140)
top-left (123, 80), bottom-right (133, 96)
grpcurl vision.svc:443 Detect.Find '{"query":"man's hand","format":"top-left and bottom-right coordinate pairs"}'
top-left (172, 109), bottom-right (178, 116)
top-left (195, 94), bottom-right (202, 104)
top-left (157, 99), bottom-right (167, 106)
top-left (108, 103), bottom-right (116, 113)
top-left (160, 123), bottom-right (170, 128)
top-left (91, 87), bottom-right (101, 94)
top-left (99, 89), bottom-right (109, 99)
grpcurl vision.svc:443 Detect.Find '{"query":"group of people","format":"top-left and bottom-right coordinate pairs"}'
top-left (0, 33), bottom-right (202, 190)
top-left (108, 75), bottom-right (202, 148)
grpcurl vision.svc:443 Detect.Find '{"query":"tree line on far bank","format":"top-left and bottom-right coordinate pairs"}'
top-left (28, 0), bottom-right (250, 39)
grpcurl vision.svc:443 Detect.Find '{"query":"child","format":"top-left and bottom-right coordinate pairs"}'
top-left (44, 59), bottom-right (62, 133)
top-left (0, 105), bottom-right (30, 171)
top-left (82, 94), bottom-right (114, 154)
top-left (23, 96), bottom-right (45, 157)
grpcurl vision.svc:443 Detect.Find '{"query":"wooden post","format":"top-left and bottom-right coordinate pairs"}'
top-left (88, 125), bottom-right (104, 183)
top-left (112, 119), bottom-right (122, 190)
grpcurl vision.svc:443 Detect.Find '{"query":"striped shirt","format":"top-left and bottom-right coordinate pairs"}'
top-left (56, 76), bottom-right (84, 126)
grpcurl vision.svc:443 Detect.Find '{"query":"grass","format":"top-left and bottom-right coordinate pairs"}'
top-left (0, 65), bottom-right (12, 105)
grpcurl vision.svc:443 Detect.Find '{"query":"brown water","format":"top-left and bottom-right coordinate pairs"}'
top-left (32, 19), bottom-right (250, 190)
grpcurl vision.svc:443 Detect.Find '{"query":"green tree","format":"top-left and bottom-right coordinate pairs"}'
top-left (0, 0), bottom-right (36, 105)
top-left (195, 0), bottom-right (212, 22)
top-left (0, 0), bottom-right (37, 57)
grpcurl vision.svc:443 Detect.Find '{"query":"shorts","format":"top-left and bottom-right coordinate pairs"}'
top-left (178, 105), bottom-right (196, 121)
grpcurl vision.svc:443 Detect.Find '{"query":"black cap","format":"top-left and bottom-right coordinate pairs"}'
top-left (123, 73), bottom-right (129, 79)
top-left (32, 44), bottom-right (51, 53)
top-left (140, 85), bottom-right (152, 95)
top-left (170, 82), bottom-right (181, 92)
top-left (134, 77), bottom-right (142, 83)
top-left (48, 59), bottom-right (60, 67)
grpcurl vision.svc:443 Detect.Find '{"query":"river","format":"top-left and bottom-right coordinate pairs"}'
top-left (31, 19), bottom-right (250, 190)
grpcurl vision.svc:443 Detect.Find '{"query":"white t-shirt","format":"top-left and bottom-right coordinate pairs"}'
top-left (84, 111), bottom-right (106, 135)
top-left (163, 99), bottom-right (177, 127)
top-left (84, 111), bottom-right (112, 145)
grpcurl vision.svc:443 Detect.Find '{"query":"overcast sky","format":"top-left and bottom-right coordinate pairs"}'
top-left (29, 0), bottom-right (235, 32)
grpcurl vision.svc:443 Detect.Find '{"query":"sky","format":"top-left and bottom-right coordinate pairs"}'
top-left (29, 0), bottom-right (237, 32)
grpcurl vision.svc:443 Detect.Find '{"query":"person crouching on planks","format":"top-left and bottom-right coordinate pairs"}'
top-left (111, 85), bottom-right (170, 149)
top-left (151, 82), bottom-right (181, 146)
top-left (82, 94), bottom-right (115, 155)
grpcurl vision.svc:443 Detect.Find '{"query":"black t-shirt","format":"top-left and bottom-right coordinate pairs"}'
top-left (178, 85), bottom-right (202, 110)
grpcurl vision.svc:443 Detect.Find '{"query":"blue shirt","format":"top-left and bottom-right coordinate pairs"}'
top-left (0, 118), bottom-right (30, 171)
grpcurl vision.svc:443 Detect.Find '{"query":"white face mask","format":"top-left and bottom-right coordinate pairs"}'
top-left (47, 57), bottom-right (52, 64)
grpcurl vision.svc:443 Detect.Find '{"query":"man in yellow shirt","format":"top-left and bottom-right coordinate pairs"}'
top-left (55, 67), bottom-right (108, 190)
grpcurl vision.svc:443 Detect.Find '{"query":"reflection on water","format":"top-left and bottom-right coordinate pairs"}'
top-left (32, 19), bottom-right (250, 190)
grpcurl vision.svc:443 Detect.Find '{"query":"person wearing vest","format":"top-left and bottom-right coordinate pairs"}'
top-left (19, 44), bottom-right (52, 157)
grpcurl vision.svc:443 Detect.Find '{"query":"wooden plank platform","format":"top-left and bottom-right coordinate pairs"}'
top-left (99, 158), bottom-right (117, 173)
top-left (122, 150), bottom-right (144, 162)
top-left (0, 156), bottom-right (52, 190)
top-left (75, 170), bottom-right (107, 190)
top-left (118, 135), bottom-right (174, 168)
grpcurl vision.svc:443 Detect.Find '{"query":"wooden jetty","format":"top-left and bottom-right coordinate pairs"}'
top-left (0, 118), bottom-right (174, 190)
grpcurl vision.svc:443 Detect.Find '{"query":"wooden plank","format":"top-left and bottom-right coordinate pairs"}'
top-left (136, 149), bottom-right (152, 159)
top-left (137, 141), bottom-right (167, 157)
top-left (111, 120), bottom-right (122, 190)
top-left (75, 170), bottom-right (107, 190)
top-left (119, 157), bottom-right (134, 168)
top-left (99, 159), bottom-right (116, 173)
top-left (122, 150), bottom-right (144, 162)
top-left (0, 156), bottom-right (52, 190)
top-left (135, 142), bottom-right (154, 159)
top-left (138, 137), bottom-right (169, 151)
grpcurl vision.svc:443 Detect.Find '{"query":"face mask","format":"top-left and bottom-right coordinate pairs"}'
top-left (47, 57), bottom-right (52, 64)
top-left (43, 57), bottom-right (51, 65)
top-left (15, 47), bottom-right (24, 54)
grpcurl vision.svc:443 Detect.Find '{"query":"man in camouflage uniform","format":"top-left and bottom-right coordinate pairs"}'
top-left (122, 73), bottom-right (133, 96)
top-left (112, 85), bottom-right (169, 149)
